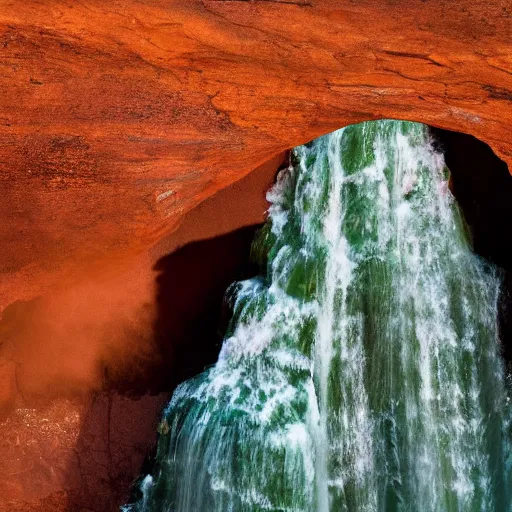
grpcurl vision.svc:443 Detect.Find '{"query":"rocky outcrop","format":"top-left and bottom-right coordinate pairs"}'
top-left (0, 393), bottom-right (169, 512)
top-left (0, 154), bottom-right (284, 412)
top-left (0, 0), bottom-right (511, 309)
top-left (1, 0), bottom-right (511, 509)
top-left (0, 154), bottom-right (284, 511)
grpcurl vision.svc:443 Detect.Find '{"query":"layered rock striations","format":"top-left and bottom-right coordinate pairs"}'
top-left (0, 0), bottom-right (511, 308)
top-left (0, 0), bottom-right (511, 510)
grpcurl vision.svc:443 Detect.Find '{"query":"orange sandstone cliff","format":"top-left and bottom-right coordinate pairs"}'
top-left (0, 0), bottom-right (511, 510)
top-left (0, 0), bottom-right (511, 308)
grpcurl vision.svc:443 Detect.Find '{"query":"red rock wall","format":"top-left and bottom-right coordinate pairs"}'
top-left (0, 0), bottom-right (511, 310)
top-left (0, 393), bottom-right (169, 512)
top-left (0, 154), bottom-right (284, 409)
top-left (0, 154), bottom-right (284, 511)
top-left (0, 0), bottom-right (511, 509)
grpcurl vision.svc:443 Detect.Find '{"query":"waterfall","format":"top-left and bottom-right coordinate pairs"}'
top-left (124, 120), bottom-right (511, 511)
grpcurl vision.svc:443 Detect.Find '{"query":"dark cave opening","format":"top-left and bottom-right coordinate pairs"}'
top-left (431, 127), bottom-right (512, 367)
top-left (147, 225), bottom-right (262, 394)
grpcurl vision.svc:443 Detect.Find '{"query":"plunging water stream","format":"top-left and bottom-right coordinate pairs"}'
top-left (124, 120), bottom-right (511, 511)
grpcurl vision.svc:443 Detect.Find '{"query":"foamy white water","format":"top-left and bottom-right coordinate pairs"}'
top-left (124, 120), bottom-right (511, 512)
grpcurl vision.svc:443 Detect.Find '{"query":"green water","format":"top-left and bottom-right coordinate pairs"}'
top-left (124, 120), bottom-right (511, 511)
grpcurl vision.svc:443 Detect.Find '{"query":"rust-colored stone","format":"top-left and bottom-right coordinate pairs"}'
top-left (0, 152), bottom-right (284, 511)
top-left (0, 0), bottom-right (511, 308)
top-left (0, 1), bottom-right (511, 509)
top-left (0, 393), bottom-right (169, 512)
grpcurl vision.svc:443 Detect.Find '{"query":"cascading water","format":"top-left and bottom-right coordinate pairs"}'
top-left (124, 120), bottom-right (511, 511)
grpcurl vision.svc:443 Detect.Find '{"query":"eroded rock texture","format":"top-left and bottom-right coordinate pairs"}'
top-left (0, 0), bottom-right (511, 308)
top-left (0, 0), bottom-right (511, 509)
top-left (0, 393), bottom-right (170, 512)
top-left (0, 152), bottom-right (283, 511)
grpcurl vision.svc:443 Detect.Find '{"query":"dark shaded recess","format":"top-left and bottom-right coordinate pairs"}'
top-left (63, 226), bottom-right (263, 511)
top-left (431, 128), bottom-right (512, 366)
top-left (148, 225), bottom-right (260, 393)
